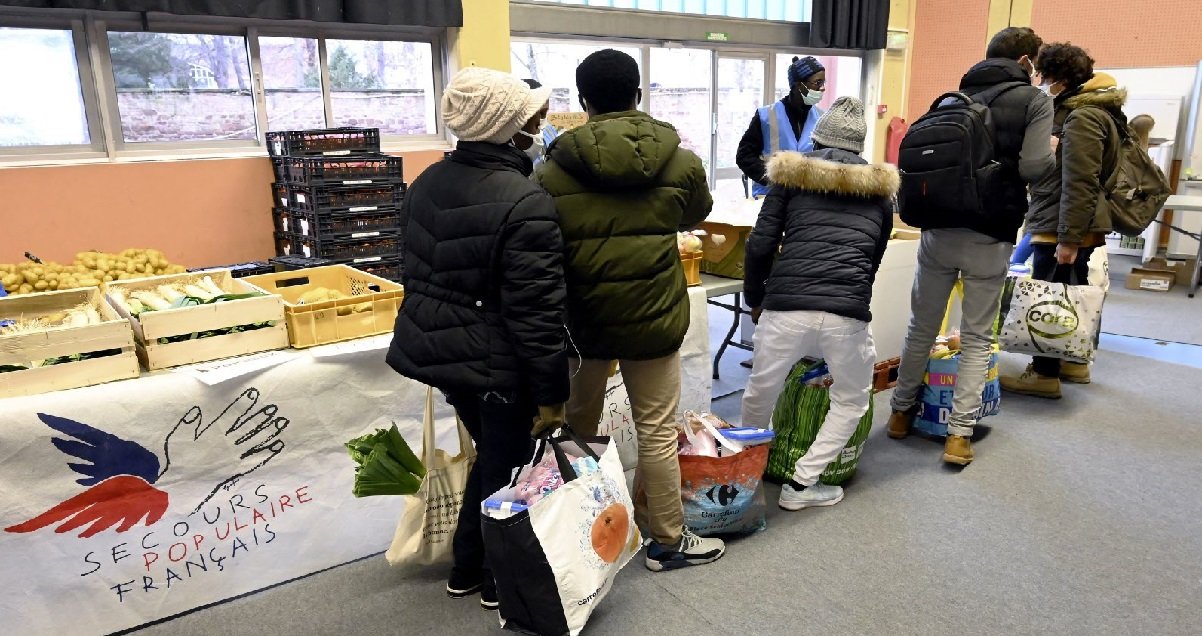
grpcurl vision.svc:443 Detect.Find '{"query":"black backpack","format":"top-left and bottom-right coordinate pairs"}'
top-left (898, 83), bottom-right (1024, 229)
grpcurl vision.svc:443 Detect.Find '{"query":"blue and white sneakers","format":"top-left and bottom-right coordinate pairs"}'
top-left (644, 528), bottom-right (726, 572)
top-left (778, 481), bottom-right (844, 511)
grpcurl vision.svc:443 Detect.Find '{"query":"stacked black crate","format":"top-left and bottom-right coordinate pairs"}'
top-left (266, 127), bottom-right (405, 282)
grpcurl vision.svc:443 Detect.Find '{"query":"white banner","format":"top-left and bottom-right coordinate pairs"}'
top-left (0, 349), bottom-right (460, 636)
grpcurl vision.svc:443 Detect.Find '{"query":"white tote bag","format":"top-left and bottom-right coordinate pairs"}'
top-left (481, 433), bottom-right (640, 636)
top-left (385, 387), bottom-right (476, 567)
top-left (999, 276), bottom-right (1106, 363)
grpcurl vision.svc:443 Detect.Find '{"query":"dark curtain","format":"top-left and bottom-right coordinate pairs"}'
top-left (809, 0), bottom-right (890, 50)
top-left (0, 1), bottom-right (463, 27)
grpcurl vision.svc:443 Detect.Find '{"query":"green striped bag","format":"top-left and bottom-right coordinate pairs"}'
top-left (766, 359), bottom-right (875, 486)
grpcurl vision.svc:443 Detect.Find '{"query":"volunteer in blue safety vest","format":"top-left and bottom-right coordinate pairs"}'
top-left (736, 56), bottom-right (827, 198)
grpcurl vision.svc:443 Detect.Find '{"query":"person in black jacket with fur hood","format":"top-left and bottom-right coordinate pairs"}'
top-left (385, 67), bottom-right (568, 610)
top-left (740, 97), bottom-right (898, 512)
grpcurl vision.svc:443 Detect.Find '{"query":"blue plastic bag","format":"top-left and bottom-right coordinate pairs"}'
top-left (914, 352), bottom-right (1001, 437)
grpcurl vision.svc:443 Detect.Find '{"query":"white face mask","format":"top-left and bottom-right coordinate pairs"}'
top-left (802, 90), bottom-right (825, 106)
top-left (516, 129), bottom-right (545, 161)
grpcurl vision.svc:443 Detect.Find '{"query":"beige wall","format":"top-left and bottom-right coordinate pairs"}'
top-left (0, 150), bottom-right (444, 269)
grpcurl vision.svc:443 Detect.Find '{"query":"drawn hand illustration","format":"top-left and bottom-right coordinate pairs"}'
top-left (159, 388), bottom-right (289, 515)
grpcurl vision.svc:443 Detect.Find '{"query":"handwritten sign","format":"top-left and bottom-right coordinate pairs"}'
top-left (547, 112), bottom-right (589, 132)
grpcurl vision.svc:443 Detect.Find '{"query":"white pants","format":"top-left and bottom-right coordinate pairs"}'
top-left (740, 310), bottom-right (875, 486)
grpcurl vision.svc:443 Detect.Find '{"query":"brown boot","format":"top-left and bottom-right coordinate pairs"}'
top-left (1000, 366), bottom-right (1062, 399)
top-left (1059, 362), bottom-right (1091, 384)
top-left (886, 409), bottom-right (915, 439)
top-left (943, 435), bottom-right (974, 466)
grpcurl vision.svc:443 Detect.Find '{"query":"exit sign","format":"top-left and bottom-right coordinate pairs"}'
top-left (706, 32), bottom-right (730, 42)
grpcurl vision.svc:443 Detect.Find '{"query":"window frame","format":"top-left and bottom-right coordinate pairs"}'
top-left (0, 15), bottom-right (108, 160)
top-left (511, 34), bottom-right (866, 189)
top-left (0, 7), bottom-right (447, 164)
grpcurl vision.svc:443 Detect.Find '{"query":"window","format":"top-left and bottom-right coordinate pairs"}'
top-left (327, 39), bottom-right (437, 135)
top-left (1, 11), bottom-right (445, 161)
top-left (525, 0), bottom-right (811, 21)
top-left (107, 32), bottom-right (256, 143)
top-left (511, 40), bottom-right (642, 115)
top-left (0, 26), bottom-right (89, 147)
top-left (260, 36), bottom-right (325, 132)
top-left (650, 48), bottom-right (712, 170)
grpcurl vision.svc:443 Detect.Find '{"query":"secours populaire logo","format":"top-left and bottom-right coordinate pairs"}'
top-left (1025, 297), bottom-right (1079, 353)
top-left (5, 387), bottom-right (289, 541)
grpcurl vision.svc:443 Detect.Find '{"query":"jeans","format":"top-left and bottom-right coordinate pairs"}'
top-left (445, 390), bottom-right (536, 580)
top-left (1030, 243), bottom-right (1096, 377)
top-left (891, 229), bottom-right (1012, 437)
top-left (566, 352), bottom-right (683, 546)
top-left (741, 310), bottom-right (876, 486)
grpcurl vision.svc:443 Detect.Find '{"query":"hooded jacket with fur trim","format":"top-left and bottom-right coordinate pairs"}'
top-left (1026, 73), bottom-right (1127, 244)
top-left (743, 147), bottom-right (898, 322)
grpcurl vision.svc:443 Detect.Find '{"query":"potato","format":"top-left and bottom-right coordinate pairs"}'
top-left (18, 284), bottom-right (32, 294)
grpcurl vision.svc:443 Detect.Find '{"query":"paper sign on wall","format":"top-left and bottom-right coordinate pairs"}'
top-left (547, 112), bottom-right (589, 132)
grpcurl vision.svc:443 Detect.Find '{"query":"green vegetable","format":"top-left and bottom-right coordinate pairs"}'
top-left (351, 443), bottom-right (423, 497)
top-left (345, 424), bottom-right (427, 497)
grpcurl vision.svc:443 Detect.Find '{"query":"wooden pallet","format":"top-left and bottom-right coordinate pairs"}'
top-left (0, 287), bottom-right (139, 398)
top-left (243, 265), bottom-right (403, 348)
top-left (106, 270), bottom-right (288, 370)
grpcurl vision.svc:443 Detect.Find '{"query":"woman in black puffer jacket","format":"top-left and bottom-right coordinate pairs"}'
top-left (385, 67), bottom-right (568, 609)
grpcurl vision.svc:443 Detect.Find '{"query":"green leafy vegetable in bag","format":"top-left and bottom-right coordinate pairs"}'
top-left (345, 423), bottom-right (426, 497)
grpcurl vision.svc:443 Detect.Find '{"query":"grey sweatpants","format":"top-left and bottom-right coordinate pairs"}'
top-left (890, 229), bottom-right (1011, 437)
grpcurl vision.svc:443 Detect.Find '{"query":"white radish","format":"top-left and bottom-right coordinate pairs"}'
top-left (131, 291), bottom-right (171, 312)
top-left (157, 285), bottom-right (186, 303)
top-left (200, 276), bottom-right (225, 298)
top-left (84, 305), bottom-right (101, 325)
top-left (183, 284), bottom-right (213, 300)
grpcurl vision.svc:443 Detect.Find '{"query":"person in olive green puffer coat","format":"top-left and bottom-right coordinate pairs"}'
top-left (537, 97), bottom-right (711, 361)
top-left (537, 49), bottom-right (724, 573)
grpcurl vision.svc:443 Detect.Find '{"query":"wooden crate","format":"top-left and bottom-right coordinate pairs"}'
top-left (243, 265), bottom-right (403, 348)
top-left (680, 251), bottom-right (702, 286)
top-left (106, 270), bottom-right (287, 370)
top-left (0, 287), bottom-right (139, 398)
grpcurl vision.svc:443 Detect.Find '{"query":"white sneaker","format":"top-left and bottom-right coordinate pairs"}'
top-left (644, 527), bottom-right (726, 572)
top-left (778, 482), bottom-right (844, 511)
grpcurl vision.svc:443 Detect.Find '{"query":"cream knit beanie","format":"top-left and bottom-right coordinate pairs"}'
top-left (442, 67), bottom-right (552, 144)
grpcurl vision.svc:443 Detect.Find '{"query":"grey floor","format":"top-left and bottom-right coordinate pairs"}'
top-left (131, 258), bottom-right (1202, 636)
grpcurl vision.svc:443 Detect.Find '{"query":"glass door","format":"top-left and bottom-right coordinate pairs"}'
top-left (714, 53), bottom-right (768, 198)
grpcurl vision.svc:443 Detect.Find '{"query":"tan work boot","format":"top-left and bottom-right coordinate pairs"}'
top-left (1000, 366), bottom-right (1062, 399)
top-left (1059, 362), bottom-right (1091, 384)
top-left (943, 435), bottom-right (974, 466)
top-left (887, 409), bottom-right (915, 439)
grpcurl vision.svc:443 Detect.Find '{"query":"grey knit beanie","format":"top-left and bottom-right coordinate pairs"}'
top-left (810, 96), bottom-right (866, 153)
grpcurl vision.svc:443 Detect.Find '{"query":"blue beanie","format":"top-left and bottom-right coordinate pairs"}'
top-left (788, 56), bottom-right (825, 86)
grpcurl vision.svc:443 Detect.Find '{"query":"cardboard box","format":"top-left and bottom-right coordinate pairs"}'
top-left (1144, 257), bottom-right (1199, 286)
top-left (1126, 267), bottom-right (1175, 292)
top-left (697, 199), bottom-right (761, 280)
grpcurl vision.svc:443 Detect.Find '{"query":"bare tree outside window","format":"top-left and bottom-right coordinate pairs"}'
top-left (107, 32), bottom-right (256, 143)
top-left (261, 37), bottom-right (324, 131)
top-left (327, 39), bottom-right (436, 135)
